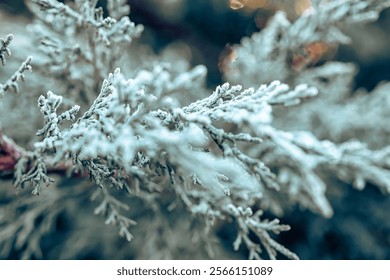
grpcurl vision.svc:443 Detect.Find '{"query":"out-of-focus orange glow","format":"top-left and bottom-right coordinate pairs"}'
top-left (307, 41), bottom-right (330, 62)
top-left (229, 0), bottom-right (246, 10)
top-left (291, 41), bottom-right (330, 71)
top-left (219, 44), bottom-right (237, 73)
top-left (229, 0), bottom-right (269, 10)
top-left (295, 0), bottom-right (312, 15)
top-left (245, 0), bottom-right (269, 10)
top-left (229, 0), bottom-right (313, 18)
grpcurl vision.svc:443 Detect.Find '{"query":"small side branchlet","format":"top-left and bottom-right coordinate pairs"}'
top-left (0, 33), bottom-right (32, 99)
top-left (0, 34), bottom-right (14, 66)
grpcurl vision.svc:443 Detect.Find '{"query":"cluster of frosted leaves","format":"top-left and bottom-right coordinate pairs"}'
top-left (25, 0), bottom-right (144, 106)
top-left (0, 34), bottom-right (32, 99)
top-left (27, 0), bottom-right (207, 112)
top-left (224, 0), bottom-right (390, 87)
top-left (33, 68), bottom-right (254, 194)
top-left (21, 65), bottom-right (330, 259)
top-left (31, 0), bottom-right (144, 45)
top-left (221, 0), bottom-right (390, 202)
top-left (181, 82), bottom-right (390, 217)
top-left (22, 59), bottom-right (390, 258)
top-left (273, 79), bottom-right (390, 148)
top-left (223, 1), bottom-right (390, 147)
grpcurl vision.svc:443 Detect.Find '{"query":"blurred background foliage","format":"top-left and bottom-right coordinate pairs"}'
top-left (2, 0), bottom-right (388, 89)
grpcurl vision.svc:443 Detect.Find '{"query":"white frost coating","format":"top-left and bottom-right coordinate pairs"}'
top-left (5, 0), bottom-right (390, 261)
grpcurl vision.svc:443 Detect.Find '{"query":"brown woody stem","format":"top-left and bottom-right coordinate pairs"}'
top-left (0, 130), bottom-right (26, 172)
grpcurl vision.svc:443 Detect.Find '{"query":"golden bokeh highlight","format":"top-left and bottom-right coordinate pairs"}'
top-left (229, 0), bottom-right (313, 17)
top-left (229, 0), bottom-right (246, 10)
top-left (291, 41), bottom-right (330, 71)
top-left (295, 0), bottom-right (312, 15)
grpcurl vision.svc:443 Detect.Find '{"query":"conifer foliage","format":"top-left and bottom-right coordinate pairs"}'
top-left (0, 0), bottom-right (389, 259)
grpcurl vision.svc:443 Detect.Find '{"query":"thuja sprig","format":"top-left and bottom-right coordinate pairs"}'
top-left (0, 35), bottom-right (32, 98)
top-left (0, 34), bottom-right (14, 66)
top-left (228, 204), bottom-right (298, 260)
top-left (14, 152), bottom-right (54, 196)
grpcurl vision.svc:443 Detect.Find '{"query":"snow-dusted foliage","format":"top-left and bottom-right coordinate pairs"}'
top-left (0, 0), bottom-right (389, 260)
top-left (224, 0), bottom-right (390, 148)
top-left (225, 0), bottom-right (390, 86)
top-left (222, 0), bottom-right (390, 211)
top-left (0, 34), bottom-right (32, 98)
